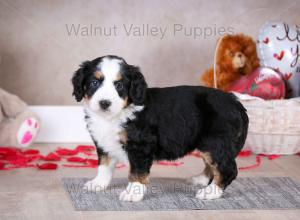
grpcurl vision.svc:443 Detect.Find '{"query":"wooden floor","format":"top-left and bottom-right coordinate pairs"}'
top-left (1, 144), bottom-right (300, 220)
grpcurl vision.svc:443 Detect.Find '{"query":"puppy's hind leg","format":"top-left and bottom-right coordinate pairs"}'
top-left (195, 137), bottom-right (238, 200)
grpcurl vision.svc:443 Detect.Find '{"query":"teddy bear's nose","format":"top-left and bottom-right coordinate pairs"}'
top-left (237, 53), bottom-right (243, 58)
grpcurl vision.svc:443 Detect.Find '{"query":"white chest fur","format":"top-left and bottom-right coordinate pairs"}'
top-left (84, 104), bottom-right (144, 163)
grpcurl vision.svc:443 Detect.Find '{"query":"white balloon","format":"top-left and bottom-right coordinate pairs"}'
top-left (257, 22), bottom-right (300, 97)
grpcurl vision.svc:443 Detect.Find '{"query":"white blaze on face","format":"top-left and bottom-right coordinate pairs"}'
top-left (88, 58), bottom-right (125, 116)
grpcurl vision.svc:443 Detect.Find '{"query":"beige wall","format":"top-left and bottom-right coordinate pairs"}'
top-left (0, 0), bottom-right (299, 105)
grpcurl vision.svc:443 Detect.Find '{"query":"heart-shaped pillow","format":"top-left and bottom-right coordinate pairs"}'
top-left (228, 67), bottom-right (286, 100)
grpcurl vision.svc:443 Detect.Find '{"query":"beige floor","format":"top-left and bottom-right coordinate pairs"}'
top-left (1, 144), bottom-right (300, 220)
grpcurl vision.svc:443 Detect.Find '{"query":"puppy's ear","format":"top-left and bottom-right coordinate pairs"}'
top-left (71, 61), bottom-right (91, 102)
top-left (127, 65), bottom-right (147, 105)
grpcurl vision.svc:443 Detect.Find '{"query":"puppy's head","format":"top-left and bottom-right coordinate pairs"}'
top-left (72, 55), bottom-right (147, 116)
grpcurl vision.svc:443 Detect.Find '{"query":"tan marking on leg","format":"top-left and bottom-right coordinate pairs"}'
top-left (118, 130), bottom-right (128, 145)
top-left (128, 173), bottom-right (149, 185)
top-left (200, 151), bottom-right (223, 187)
top-left (115, 73), bottom-right (122, 81)
top-left (203, 162), bottom-right (214, 180)
top-left (123, 96), bottom-right (129, 108)
top-left (201, 152), bottom-right (213, 164)
top-left (95, 71), bottom-right (103, 79)
top-left (212, 168), bottom-right (222, 187)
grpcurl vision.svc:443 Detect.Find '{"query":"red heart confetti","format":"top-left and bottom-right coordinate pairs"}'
top-left (76, 145), bottom-right (95, 152)
top-left (43, 153), bottom-right (61, 161)
top-left (23, 149), bottom-right (40, 155)
top-left (67, 156), bottom-right (87, 163)
top-left (37, 163), bottom-right (58, 170)
top-left (273, 51), bottom-right (285, 60)
top-left (55, 148), bottom-right (78, 156)
top-left (263, 37), bottom-right (269, 44)
top-left (284, 72), bottom-right (293, 80)
top-left (0, 161), bottom-right (5, 170)
top-left (86, 159), bottom-right (98, 166)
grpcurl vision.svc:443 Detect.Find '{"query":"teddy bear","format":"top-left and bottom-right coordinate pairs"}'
top-left (201, 34), bottom-right (260, 91)
top-left (0, 88), bottom-right (40, 148)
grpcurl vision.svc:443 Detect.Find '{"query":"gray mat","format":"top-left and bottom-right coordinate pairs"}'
top-left (62, 177), bottom-right (300, 211)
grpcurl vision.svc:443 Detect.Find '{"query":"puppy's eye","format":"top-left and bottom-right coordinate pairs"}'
top-left (115, 81), bottom-right (124, 91)
top-left (90, 80), bottom-right (99, 87)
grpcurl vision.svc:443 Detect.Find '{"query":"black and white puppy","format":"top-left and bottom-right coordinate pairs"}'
top-left (71, 55), bottom-right (248, 202)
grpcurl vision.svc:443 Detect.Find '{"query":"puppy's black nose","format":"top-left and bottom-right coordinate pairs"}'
top-left (99, 100), bottom-right (111, 110)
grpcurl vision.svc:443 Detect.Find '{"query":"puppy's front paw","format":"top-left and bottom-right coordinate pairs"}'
top-left (195, 182), bottom-right (223, 200)
top-left (119, 182), bottom-right (146, 202)
top-left (187, 174), bottom-right (210, 187)
top-left (83, 177), bottom-right (111, 192)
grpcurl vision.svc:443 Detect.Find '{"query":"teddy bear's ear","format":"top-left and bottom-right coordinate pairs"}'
top-left (241, 35), bottom-right (260, 72)
top-left (241, 36), bottom-right (256, 54)
top-left (71, 61), bottom-right (91, 102)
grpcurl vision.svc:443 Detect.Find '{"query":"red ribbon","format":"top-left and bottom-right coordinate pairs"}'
top-left (156, 161), bottom-right (184, 166)
top-left (238, 155), bottom-right (262, 170)
top-left (236, 151), bottom-right (281, 170)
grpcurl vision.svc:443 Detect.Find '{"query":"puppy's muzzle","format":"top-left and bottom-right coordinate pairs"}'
top-left (99, 100), bottom-right (111, 110)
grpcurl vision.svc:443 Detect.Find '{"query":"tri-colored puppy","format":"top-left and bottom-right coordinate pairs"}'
top-left (71, 55), bottom-right (248, 202)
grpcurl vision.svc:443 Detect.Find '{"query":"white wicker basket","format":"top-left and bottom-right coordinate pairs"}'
top-left (234, 93), bottom-right (300, 155)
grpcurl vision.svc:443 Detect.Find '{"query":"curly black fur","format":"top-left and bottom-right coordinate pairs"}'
top-left (123, 86), bottom-right (248, 189)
